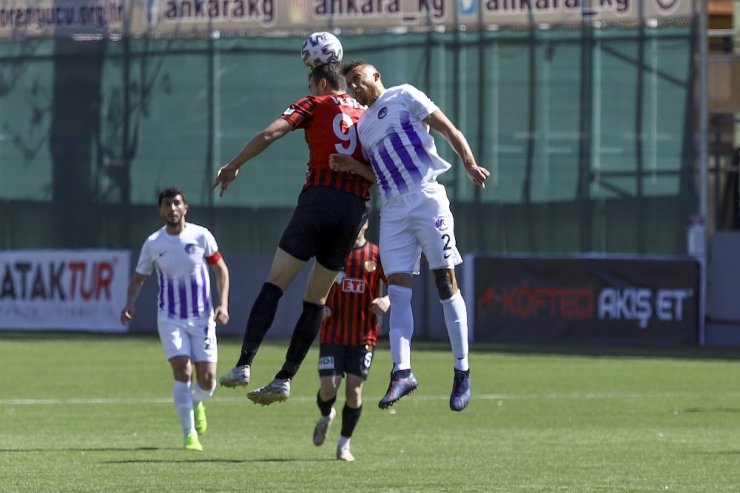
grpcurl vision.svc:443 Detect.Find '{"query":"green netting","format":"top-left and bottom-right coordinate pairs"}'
top-left (0, 26), bottom-right (697, 254)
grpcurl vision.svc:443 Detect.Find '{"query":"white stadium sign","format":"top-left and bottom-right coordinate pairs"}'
top-left (0, 250), bottom-right (130, 332)
top-left (0, 0), bottom-right (693, 40)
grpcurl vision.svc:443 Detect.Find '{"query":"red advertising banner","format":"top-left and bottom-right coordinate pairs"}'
top-left (0, 250), bottom-right (130, 332)
top-left (473, 256), bottom-right (699, 345)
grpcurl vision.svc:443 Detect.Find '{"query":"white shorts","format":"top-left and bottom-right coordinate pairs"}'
top-left (379, 182), bottom-right (463, 276)
top-left (157, 315), bottom-right (218, 363)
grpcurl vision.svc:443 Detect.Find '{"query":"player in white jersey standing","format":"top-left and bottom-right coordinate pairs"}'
top-left (121, 186), bottom-right (230, 451)
top-left (334, 60), bottom-right (490, 412)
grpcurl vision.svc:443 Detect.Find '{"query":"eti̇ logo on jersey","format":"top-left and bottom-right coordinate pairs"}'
top-left (435, 217), bottom-right (449, 232)
top-left (378, 107), bottom-right (388, 119)
top-left (184, 243), bottom-right (196, 254)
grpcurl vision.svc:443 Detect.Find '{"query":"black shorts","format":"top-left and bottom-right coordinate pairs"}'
top-left (318, 343), bottom-right (375, 380)
top-left (279, 186), bottom-right (368, 272)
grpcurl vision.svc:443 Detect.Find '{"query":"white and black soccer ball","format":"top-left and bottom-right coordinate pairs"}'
top-left (301, 32), bottom-right (343, 69)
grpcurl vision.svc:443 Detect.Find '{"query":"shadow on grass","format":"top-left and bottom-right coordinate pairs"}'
top-left (678, 407), bottom-right (740, 414)
top-left (102, 458), bottom-right (330, 464)
top-left (0, 447), bottom-right (162, 452)
top-left (4, 331), bottom-right (740, 361)
top-left (0, 446), bottom-right (338, 463)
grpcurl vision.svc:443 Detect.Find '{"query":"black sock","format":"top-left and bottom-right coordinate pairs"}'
top-left (275, 301), bottom-right (324, 380)
top-left (340, 403), bottom-right (362, 438)
top-left (236, 282), bottom-right (283, 367)
top-left (316, 391), bottom-right (336, 417)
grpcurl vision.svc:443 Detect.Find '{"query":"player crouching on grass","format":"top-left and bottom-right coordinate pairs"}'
top-left (121, 187), bottom-right (230, 451)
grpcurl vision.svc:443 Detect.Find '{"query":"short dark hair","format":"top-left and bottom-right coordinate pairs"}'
top-left (309, 62), bottom-right (345, 91)
top-left (158, 186), bottom-right (186, 206)
top-left (341, 59), bottom-right (371, 76)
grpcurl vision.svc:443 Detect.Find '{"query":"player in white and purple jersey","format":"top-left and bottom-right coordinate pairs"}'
top-left (121, 187), bottom-right (230, 451)
top-left (336, 60), bottom-right (490, 412)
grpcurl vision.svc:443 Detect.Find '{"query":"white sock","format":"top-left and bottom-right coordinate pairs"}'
top-left (441, 291), bottom-right (469, 371)
top-left (173, 380), bottom-right (195, 436)
top-left (191, 379), bottom-right (216, 404)
top-left (338, 436), bottom-right (351, 449)
top-left (388, 285), bottom-right (413, 371)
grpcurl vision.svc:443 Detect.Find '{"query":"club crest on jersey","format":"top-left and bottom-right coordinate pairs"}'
top-left (435, 217), bottom-right (449, 232)
top-left (378, 107), bottom-right (388, 119)
top-left (184, 243), bottom-right (197, 254)
top-left (364, 260), bottom-right (377, 273)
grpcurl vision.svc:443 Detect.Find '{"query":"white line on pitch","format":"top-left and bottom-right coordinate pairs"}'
top-left (2, 391), bottom-right (738, 406)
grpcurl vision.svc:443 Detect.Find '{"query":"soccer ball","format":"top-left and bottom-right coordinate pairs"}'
top-left (301, 32), bottom-right (343, 69)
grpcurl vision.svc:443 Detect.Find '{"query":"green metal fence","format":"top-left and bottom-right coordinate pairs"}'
top-left (0, 25), bottom-right (697, 255)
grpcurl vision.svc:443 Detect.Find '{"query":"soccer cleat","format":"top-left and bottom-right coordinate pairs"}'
top-left (218, 365), bottom-right (250, 388)
top-left (184, 432), bottom-right (203, 452)
top-left (312, 407), bottom-right (336, 446)
top-left (449, 369), bottom-right (471, 412)
top-left (194, 401), bottom-right (207, 435)
top-left (246, 378), bottom-right (291, 406)
top-left (378, 369), bottom-right (418, 409)
top-left (336, 444), bottom-right (355, 462)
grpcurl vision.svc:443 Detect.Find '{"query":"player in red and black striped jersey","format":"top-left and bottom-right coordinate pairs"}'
top-left (211, 63), bottom-right (378, 406)
top-left (312, 219), bottom-right (388, 461)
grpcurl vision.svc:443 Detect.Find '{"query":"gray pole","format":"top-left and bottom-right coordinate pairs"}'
top-left (697, 0), bottom-right (708, 345)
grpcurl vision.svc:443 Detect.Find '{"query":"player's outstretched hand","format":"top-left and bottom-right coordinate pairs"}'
top-left (210, 163), bottom-right (239, 197)
top-left (465, 164), bottom-right (491, 189)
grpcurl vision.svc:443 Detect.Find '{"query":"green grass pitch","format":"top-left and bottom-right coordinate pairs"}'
top-left (2, 333), bottom-right (740, 492)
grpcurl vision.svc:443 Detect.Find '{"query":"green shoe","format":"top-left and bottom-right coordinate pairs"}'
top-left (194, 402), bottom-right (207, 435)
top-left (184, 432), bottom-right (203, 452)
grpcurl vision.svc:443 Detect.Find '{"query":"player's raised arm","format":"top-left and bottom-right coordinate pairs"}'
top-left (424, 110), bottom-right (490, 189)
top-left (211, 118), bottom-right (293, 196)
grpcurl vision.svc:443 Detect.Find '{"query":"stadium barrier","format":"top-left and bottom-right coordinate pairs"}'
top-left (468, 255), bottom-right (700, 346)
top-left (0, 249), bottom-right (130, 332)
top-left (0, 250), bottom-right (704, 347)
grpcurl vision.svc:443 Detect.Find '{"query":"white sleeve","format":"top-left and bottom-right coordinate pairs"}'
top-left (134, 240), bottom-right (155, 276)
top-left (403, 84), bottom-right (438, 122)
top-left (203, 229), bottom-right (219, 258)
